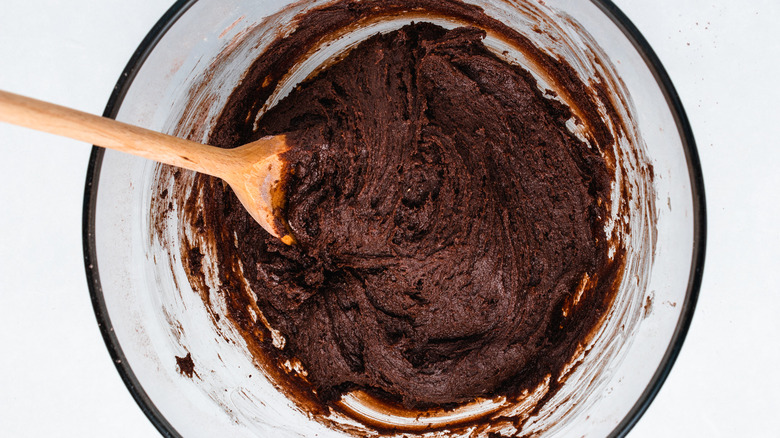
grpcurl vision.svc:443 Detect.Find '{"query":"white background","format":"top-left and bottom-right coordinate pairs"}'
top-left (0, 0), bottom-right (778, 436)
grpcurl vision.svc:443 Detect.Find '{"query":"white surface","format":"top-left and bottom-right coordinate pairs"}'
top-left (0, 0), bottom-right (777, 437)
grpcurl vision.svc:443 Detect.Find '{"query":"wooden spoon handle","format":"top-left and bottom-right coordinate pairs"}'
top-left (0, 89), bottom-right (233, 177)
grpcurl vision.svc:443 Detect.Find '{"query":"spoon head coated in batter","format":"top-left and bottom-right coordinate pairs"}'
top-left (223, 134), bottom-right (296, 244)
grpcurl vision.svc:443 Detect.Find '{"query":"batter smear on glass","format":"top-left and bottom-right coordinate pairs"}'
top-left (191, 22), bottom-right (624, 410)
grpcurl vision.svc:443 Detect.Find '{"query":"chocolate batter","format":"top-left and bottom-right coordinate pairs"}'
top-left (175, 352), bottom-right (195, 378)
top-left (189, 15), bottom-right (624, 412)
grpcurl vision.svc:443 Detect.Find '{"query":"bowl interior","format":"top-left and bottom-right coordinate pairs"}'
top-left (84, 0), bottom-right (703, 437)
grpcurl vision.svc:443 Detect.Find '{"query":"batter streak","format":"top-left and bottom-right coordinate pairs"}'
top-left (193, 21), bottom-right (623, 410)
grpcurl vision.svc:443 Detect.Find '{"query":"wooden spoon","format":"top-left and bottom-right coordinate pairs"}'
top-left (0, 90), bottom-right (295, 244)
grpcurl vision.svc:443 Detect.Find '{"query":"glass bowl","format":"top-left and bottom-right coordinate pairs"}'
top-left (83, 0), bottom-right (705, 436)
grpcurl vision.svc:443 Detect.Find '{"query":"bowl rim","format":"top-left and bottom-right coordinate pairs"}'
top-left (81, 1), bottom-right (706, 437)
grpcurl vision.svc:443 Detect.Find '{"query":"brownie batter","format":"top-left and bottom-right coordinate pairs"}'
top-left (190, 17), bottom-right (624, 412)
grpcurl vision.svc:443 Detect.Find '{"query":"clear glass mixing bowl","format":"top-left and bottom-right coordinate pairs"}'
top-left (83, 0), bottom-right (705, 436)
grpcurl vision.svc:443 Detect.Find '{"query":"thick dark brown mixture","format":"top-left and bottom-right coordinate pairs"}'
top-left (191, 20), bottom-right (623, 409)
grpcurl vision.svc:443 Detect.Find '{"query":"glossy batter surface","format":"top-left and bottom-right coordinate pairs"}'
top-left (197, 22), bottom-right (620, 409)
